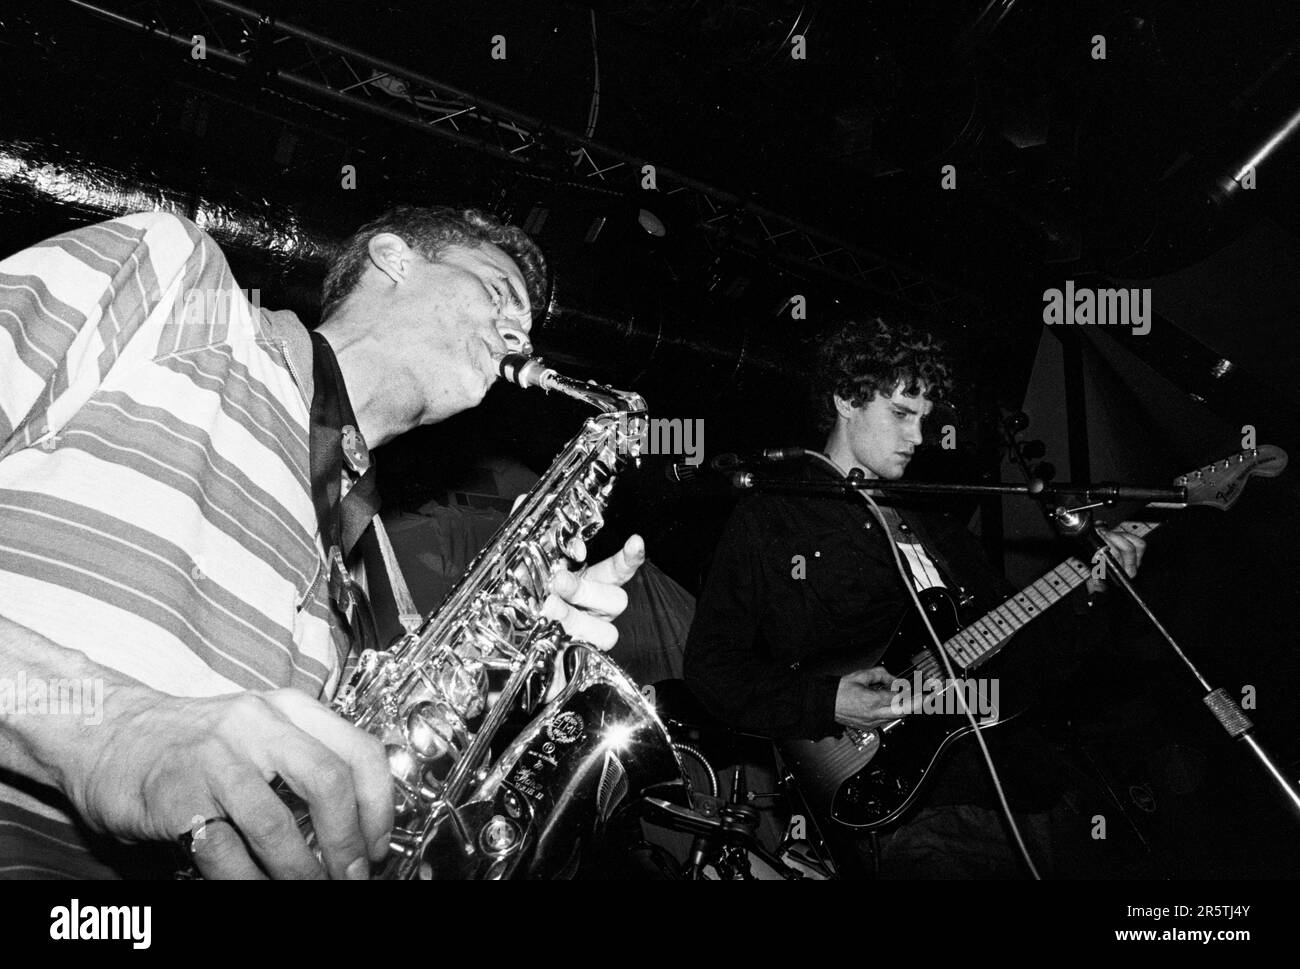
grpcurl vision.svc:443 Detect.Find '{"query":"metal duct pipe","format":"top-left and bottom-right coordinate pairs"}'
top-left (0, 136), bottom-right (333, 269)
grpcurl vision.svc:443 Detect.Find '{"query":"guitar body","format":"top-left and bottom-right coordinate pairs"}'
top-left (781, 587), bottom-right (1018, 832)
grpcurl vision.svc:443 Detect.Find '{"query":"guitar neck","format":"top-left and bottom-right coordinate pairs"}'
top-left (937, 520), bottom-right (1159, 672)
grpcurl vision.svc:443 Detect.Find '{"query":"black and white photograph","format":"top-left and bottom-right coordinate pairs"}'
top-left (0, 0), bottom-right (1295, 944)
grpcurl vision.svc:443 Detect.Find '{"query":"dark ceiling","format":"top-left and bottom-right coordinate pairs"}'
top-left (251, 0), bottom-right (1300, 277)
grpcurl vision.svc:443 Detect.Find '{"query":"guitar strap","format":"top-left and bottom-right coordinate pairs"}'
top-left (882, 505), bottom-right (973, 606)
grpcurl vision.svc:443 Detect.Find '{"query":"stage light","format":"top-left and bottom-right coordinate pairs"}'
top-left (637, 208), bottom-right (667, 237)
top-left (1209, 358), bottom-right (1235, 379)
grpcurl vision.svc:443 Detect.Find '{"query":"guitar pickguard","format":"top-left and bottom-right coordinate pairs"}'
top-left (831, 706), bottom-right (1005, 829)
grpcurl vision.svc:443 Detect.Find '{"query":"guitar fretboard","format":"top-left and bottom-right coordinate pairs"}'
top-left (917, 520), bottom-right (1158, 677)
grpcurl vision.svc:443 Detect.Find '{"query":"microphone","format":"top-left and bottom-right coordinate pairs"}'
top-left (709, 447), bottom-right (808, 472)
top-left (663, 462), bottom-right (756, 491)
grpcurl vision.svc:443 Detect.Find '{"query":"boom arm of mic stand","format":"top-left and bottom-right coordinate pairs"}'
top-left (733, 472), bottom-right (1188, 505)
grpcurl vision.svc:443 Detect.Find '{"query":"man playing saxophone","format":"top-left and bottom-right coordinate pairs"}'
top-left (0, 207), bottom-right (644, 879)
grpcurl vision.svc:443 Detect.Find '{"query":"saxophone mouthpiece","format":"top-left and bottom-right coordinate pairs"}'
top-left (498, 353), bottom-right (557, 391)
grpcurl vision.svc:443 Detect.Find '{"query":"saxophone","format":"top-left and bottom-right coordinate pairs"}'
top-left (299, 354), bottom-right (685, 879)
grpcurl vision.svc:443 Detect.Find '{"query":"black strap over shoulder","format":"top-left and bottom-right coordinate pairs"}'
top-left (308, 331), bottom-right (402, 653)
top-left (893, 508), bottom-right (979, 609)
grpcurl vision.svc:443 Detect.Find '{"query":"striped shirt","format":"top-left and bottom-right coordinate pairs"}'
top-left (0, 213), bottom-right (345, 871)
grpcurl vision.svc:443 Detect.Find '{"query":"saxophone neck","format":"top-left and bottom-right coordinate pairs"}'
top-left (550, 375), bottom-right (646, 416)
top-left (497, 353), bottom-right (645, 415)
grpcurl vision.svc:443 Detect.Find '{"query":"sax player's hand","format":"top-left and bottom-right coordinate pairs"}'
top-left (67, 684), bottom-right (393, 880)
top-left (541, 533), bottom-right (646, 650)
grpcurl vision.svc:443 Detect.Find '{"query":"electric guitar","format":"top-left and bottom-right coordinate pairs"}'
top-left (778, 446), bottom-right (1287, 832)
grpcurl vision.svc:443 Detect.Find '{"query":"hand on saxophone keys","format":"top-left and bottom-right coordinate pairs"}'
top-left (36, 666), bottom-right (395, 880)
top-left (540, 533), bottom-right (646, 651)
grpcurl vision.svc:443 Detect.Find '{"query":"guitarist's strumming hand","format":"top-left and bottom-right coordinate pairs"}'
top-left (1086, 526), bottom-right (1147, 595)
top-left (835, 667), bottom-right (919, 729)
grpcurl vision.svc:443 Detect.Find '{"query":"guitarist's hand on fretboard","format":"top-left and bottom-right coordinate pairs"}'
top-left (1085, 525), bottom-right (1148, 594)
top-left (834, 667), bottom-right (919, 729)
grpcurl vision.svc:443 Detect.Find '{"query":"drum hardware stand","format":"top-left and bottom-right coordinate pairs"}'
top-left (698, 765), bottom-right (759, 880)
top-left (652, 684), bottom-right (838, 877)
top-left (1052, 502), bottom-right (1300, 824)
top-left (768, 744), bottom-right (842, 879)
top-left (640, 770), bottom-right (807, 880)
top-left (640, 797), bottom-right (803, 879)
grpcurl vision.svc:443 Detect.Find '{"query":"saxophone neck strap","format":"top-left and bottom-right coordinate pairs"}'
top-left (309, 330), bottom-right (394, 652)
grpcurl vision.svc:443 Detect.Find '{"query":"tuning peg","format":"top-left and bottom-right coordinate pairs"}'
top-left (1017, 440), bottom-right (1046, 461)
top-left (1032, 461), bottom-right (1057, 482)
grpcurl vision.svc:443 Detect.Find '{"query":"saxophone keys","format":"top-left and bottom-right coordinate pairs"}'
top-left (437, 658), bottom-right (489, 721)
top-left (479, 815), bottom-right (520, 855)
top-left (404, 701), bottom-right (469, 764)
top-left (387, 743), bottom-right (424, 790)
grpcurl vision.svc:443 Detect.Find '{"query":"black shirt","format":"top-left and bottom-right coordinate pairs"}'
top-left (683, 466), bottom-right (1111, 810)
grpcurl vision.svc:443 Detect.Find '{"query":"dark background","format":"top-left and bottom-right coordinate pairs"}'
top-left (2, 0), bottom-right (1298, 877)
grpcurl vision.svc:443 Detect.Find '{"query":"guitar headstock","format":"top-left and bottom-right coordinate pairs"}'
top-left (1176, 445), bottom-right (1288, 511)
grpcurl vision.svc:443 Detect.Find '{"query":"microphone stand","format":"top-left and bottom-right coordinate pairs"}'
top-left (1052, 504), bottom-right (1300, 824)
top-left (735, 468), bottom-right (1300, 824)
